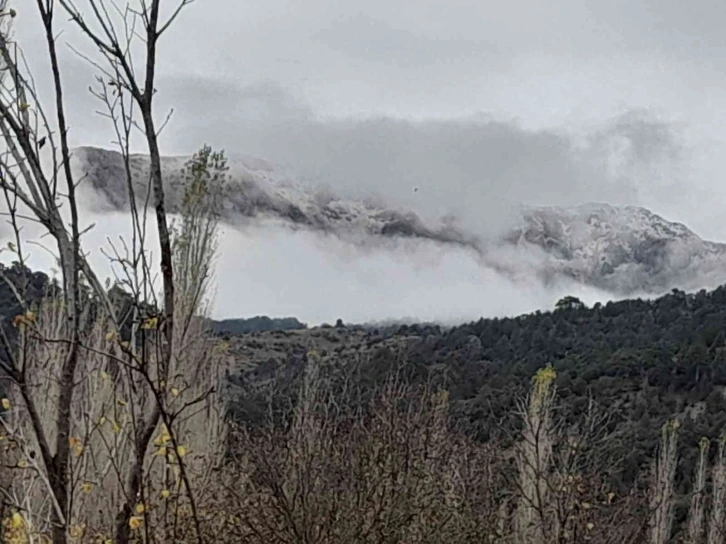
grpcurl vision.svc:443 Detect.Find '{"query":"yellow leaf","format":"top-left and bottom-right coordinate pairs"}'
top-left (24, 311), bottom-right (35, 323)
top-left (105, 331), bottom-right (116, 342)
top-left (69, 436), bottom-right (83, 457)
top-left (581, 501), bottom-right (591, 510)
top-left (16, 459), bottom-right (28, 468)
top-left (9, 512), bottom-right (23, 529)
top-left (81, 482), bottom-right (93, 494)
top-left (98, 416), bottom-right (106, 426)
top-left (128, 516), bottom-right (143, 530)
top-left (111, 420), bottom-right (122, 433)
top-left (141, 316), bottom-right (158, 330)
top-left (171, 387), bottom-right (180, 397)
top-left (18, 103), bottom-right (29, 112)
top-left (586, 522), bottom-right (594, 531)
top-left (176, 445), bottom-right (188, 458)
top-left (153, 425), bottom-right (171, 447)
top-left (135, 503), bottom-right (145, 514)
top-left (117, 399), bottom-right (127, 406)
top-left (1, 398), bottom-right (10, 410)
top-left (101, 371), bottom-right (110, 380)
top-left (161, 489), bottom-right (171, 499)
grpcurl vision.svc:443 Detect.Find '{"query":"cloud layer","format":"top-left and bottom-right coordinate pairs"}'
top-left (0, 208), bottom-right (613, 325)
top-left (159, 79), bottom-right (691, 240)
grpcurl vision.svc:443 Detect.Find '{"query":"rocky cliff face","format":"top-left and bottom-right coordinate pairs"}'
top-left (72, 146), bottom-right (726, 296)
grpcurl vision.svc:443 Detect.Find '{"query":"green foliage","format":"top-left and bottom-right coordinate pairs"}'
top-left (555, 295), bottom-right (586, 311)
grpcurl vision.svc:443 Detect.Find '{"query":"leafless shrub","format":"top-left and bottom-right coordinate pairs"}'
top-left (221, 352), bottom-right (502, 544)
top-left (0, 213), bottom-right (227, 542)
top-left (209, 361), bottom-right (653, 544)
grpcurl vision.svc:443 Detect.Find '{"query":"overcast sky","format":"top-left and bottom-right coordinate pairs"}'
top-left (18, 0), bottom-right (726, 232)
top-left (14, 0), bottom-right (726, 237)
top-left (10, 0), bottom-right (726, 322)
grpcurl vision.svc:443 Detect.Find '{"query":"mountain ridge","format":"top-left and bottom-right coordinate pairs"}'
top-left (72, 146), bottom-right (726, 297)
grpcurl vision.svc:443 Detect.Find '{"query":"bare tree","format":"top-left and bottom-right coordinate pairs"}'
top-left (0, 1), bottom-right (227, 542)
top-left (0, 1), bottom-right (106, 540)
top-left (52, 1), bottom-right (180, 534)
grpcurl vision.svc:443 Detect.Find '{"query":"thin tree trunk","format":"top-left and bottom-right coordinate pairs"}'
top-left (38, 4), bottom-right (82, 541)
top-left (114, 403), bottom-right (161, 542)
top-left (113, 4), bottom-right (176, 538)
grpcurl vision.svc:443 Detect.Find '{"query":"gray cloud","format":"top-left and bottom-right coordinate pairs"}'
top-left (591, 109), bottom-right (683, 166)
top-left (161, 78), bottom-right (687, 240)
top-left (17, 0), bottom-right (726, 123)
top-left (309, 12), bottom-right (500, 67)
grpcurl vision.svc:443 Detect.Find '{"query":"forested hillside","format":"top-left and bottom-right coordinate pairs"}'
top-left (226, 285), bottom-right (726, 499)
top-left (404, 287), bottom-right (726, 489)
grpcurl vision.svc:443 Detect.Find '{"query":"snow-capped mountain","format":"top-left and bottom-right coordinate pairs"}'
top-left (72, 146), bottom-right (726, 296)
top-left (501, 203), bottom-right (726, 294)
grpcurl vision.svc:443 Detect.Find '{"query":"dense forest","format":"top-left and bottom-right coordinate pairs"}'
top-left (405, 285), bottom-right (726, 484)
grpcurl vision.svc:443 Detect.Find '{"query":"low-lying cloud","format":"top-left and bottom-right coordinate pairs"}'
top-left (0, 208), bottom-right (612, 325)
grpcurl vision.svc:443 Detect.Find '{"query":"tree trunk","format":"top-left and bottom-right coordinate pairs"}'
top-left (114, 404), bottom-right (161, 543)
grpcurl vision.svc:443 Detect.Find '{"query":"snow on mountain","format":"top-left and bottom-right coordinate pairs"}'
top-left (501, 203), bottom-right (726, 294)
top-left (71, 146), bottom-right (726, 297)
